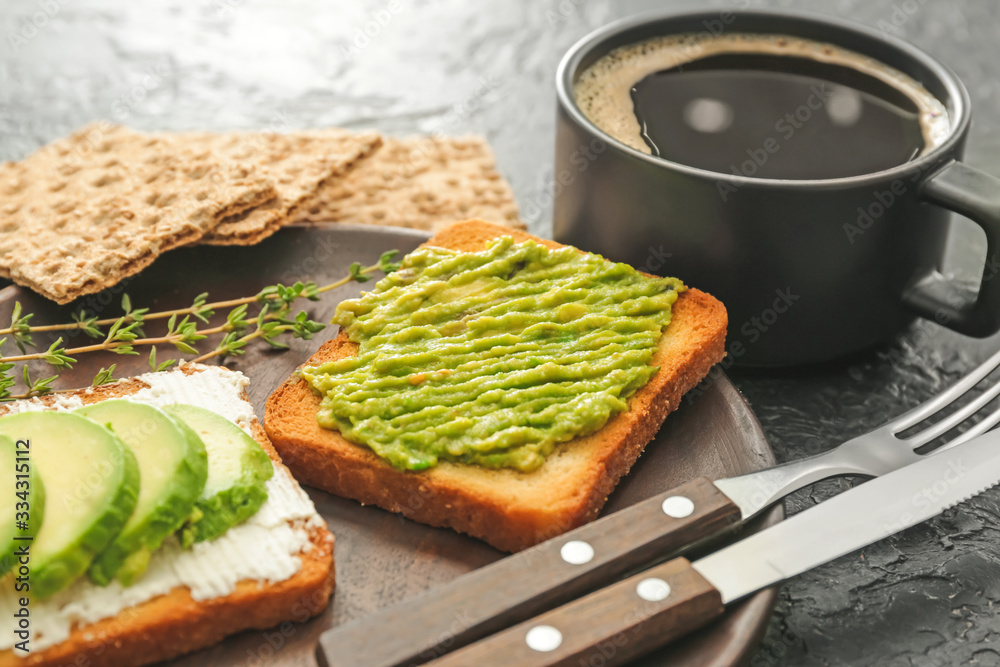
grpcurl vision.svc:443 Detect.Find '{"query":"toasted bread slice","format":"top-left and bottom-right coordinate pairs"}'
top-left (265, 220), bottom-right (727, 552)
top-left (0, 365), bottom-right (334, 667)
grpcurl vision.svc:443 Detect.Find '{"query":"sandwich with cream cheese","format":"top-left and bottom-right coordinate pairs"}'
top-left (0, 364), bottom-right (334, 667)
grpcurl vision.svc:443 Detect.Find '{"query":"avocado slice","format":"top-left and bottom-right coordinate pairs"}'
top-left (162, 404), bottom-right (273, 545)
top-left (0, 412), bottom-right (139, 599)
top-left (0, 435), bottom-right (45, 577)
top-left (77, 401), bottom-right (209, 586)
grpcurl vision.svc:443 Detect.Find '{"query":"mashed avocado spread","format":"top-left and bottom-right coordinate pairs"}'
top-left (301, 237), bottom-right (685, 472)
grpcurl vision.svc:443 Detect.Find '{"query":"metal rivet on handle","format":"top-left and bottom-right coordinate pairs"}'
top-left (526, 625), bottom-right (563, 652)
top-left (560, 540), bottom-right (595, 565)
top-left (636, 577), bottom-right (672, 602)
top-left (661, 495), bottom-right (695, 518)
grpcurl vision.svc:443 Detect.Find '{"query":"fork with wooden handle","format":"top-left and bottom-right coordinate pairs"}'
top-left (316, 347), bottom-right (1000, 667)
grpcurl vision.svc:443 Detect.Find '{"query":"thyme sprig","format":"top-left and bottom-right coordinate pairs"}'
top-left (0, 250), bottom-right (399, 401)
top-left (0, 250), bottom-right (401, 339)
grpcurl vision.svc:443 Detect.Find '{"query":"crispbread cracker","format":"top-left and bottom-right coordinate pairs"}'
top-left (291, 135), bottom-right (523, 231)
top-left (194, 129), bottom-right (384, 246)
top-left (0, 123), bottom-right (277, 304)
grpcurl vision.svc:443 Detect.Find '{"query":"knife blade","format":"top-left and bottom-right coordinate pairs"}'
top-left (425, 428), bottom-right (1000, 666)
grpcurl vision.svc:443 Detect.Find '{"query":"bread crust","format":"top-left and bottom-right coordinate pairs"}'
top-left (265, 220), bottom-right (727, 552)
top-left (0, 365), bottom-right (335, 667)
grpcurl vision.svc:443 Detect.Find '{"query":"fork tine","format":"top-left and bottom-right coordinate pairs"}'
top-left (925, 404), bottom-right (1000, 454)
top-left (906, 376), bottom-right (1000, 448)
top-left (890, 347), bottom-right (1000, 432)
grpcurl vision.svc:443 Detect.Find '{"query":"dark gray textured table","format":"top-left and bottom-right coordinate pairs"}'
top-left (3, 1), bottom-right (1000, 665)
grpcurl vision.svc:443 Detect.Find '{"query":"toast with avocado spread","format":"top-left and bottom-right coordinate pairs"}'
top-left (265, 220), bottom-right (727, 551)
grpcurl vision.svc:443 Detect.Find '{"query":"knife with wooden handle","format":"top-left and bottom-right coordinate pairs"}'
top-left (422, 429), bottom-right (1000, 666)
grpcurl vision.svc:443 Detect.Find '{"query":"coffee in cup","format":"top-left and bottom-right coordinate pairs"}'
top-left (573, 33), bottom-right (950, 180)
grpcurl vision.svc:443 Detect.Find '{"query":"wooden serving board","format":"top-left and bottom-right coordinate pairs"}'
top-left (0, 224), bottom-right (783, 667)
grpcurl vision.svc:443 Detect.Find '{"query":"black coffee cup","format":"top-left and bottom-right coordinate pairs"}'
top-left (554, 9), bottom-right (1000, 366)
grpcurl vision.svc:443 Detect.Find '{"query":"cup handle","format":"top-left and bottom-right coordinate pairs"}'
top-left (905, 160), bottom-right (1000, 336)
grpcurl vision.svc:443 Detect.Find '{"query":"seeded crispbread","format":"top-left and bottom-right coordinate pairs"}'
top-left (0, 123), bottom-right (277, 304)
top-left (194, 129), bottom-right (384, 246)
top-left (291, 135), bottom-right (524, 231)
top-left (265, 220), bottom-right (727, 552)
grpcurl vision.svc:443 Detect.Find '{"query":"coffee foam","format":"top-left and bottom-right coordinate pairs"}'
top-left (574, 33), bottom-right (951, 161)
